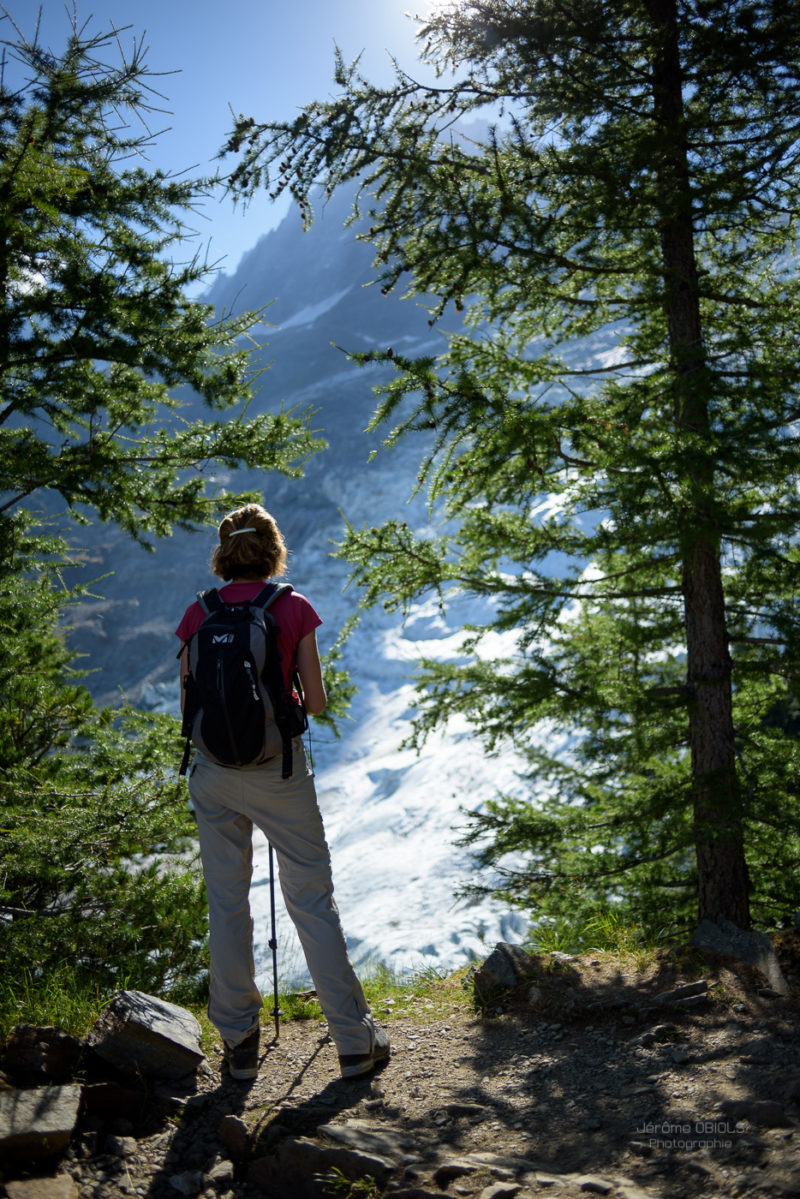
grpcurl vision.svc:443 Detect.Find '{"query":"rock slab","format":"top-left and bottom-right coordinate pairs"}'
top-left (249, 1134), bottom-right (395, 1198)
top-left (0, 1084), bottom-right (82, 1159)
top-left (316, 1117), bottom-right (412, 1160)
top-left (87, 990), bottom-right (205, 1081)
top-left (5, 1179), bottom-right (78, 1199)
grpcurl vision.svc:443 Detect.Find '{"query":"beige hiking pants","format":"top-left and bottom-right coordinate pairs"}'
top-left (188, 740), bottom-right (374, 1054)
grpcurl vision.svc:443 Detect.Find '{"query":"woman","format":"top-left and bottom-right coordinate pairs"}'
top-left (176, 503), bottom-right (389, 1081)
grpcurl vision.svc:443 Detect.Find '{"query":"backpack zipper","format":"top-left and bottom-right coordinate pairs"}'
top-left (217, 658), bottom-right (241, 767)
top-left (243, 657), bottom-right (261, 703)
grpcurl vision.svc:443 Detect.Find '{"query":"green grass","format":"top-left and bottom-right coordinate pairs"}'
top-left (364, 961), bottom-right (474, 1020)
top-left (0, 966), bottom-right (116, 1042)
top-left (0, 914), bottom-right (675, 1050)
top-left (271, 960), bottom-right (475, 1029)
top-left (528, 910), bottom-right (666, 966)
top-left (0, 956), bottom-right (476, 1056)
top-left (1, 917), bottom-right (664, 1049)
top-left (318, 1167), bottom-right (381, 1199)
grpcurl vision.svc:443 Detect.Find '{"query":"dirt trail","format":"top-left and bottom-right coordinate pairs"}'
top-left (47, 943), bottom-right (800, 1199)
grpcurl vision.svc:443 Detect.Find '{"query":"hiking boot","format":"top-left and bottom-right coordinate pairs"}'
top-left (338, 1026), bottom-right (391, 1079)
top-left (223, 1028), bottom-right (260, 1080)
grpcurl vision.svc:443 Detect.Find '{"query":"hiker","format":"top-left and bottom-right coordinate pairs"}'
top-left (175, 502), bottom-right (389, 1081)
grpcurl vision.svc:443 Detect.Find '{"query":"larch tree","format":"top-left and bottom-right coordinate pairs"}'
top-left (224, 0), bottom-right (800, 936)
top-left (0, 15), bottom-right (319, 549)
top-left (0, 16), bottom-right (322, 1001)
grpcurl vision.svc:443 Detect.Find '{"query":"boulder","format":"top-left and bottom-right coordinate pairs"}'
top-left (87, 990), bottom-right (205, 1080)
top-left (691, 918), bottom-right (789, 996)
top-left (2, 1026), bottom-right (82, 1083)
top-left (0, 1084), bottom-right (82, 1160)
top-left (473, 943), bottom-right (535, 1003)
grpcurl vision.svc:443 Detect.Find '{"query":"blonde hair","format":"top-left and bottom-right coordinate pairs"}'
top-left (211, 504), bottom-right (288, 581)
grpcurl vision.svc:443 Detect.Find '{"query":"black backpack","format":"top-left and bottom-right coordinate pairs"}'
top-left (179, 583), bottom-right (308, 779)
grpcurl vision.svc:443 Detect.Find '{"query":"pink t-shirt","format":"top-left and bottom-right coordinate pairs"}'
top-left (175, 582), bottom-right (322, 689)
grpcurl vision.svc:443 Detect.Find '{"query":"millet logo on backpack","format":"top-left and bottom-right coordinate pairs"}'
top-left (212, 633), bottom-right (234, 644)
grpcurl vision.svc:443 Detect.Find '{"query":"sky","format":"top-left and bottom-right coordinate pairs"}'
top-left (1, 0), bottom-right (438, 275)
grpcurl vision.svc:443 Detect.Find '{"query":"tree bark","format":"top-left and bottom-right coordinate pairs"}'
top-left (647, 0), bottom-right (750, 926)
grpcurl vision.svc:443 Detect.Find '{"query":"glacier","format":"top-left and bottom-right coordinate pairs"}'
top-left (68, 185), bottom-right (588, 990)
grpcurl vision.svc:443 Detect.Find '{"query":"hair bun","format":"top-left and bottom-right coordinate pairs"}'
top-left (211, 504), bottom-right (288, 582)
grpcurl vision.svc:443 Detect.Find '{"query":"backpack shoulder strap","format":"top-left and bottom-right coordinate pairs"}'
top-left (197, 588), bottom-right (223, 614)
top-left (175, 589), bottom-right (221, 659)
top-left (252, 582), bottom-right (294, 614)
top-left (250, 582), bottom-right (301, 780)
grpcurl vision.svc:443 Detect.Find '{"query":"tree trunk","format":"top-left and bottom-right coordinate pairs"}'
top-left (647, 0), bottom-right (750, 926)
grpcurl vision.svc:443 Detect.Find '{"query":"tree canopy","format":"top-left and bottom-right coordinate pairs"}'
top-left (0, 16), bottom-right (322, 1007)
top-left (225, 0), bottom-right (800, 936)
top-left (0, 16), bottom-right (321, 552)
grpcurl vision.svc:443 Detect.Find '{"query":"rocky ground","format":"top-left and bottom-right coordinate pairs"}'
top-left (4, 938), bottom-right (800, 1199)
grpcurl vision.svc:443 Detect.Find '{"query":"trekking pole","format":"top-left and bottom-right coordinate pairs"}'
top-left (268, 842), bottom-right (281, 1040)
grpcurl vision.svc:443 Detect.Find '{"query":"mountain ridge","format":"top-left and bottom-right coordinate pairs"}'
top-left (63, 186), bottom-right (532, 983)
